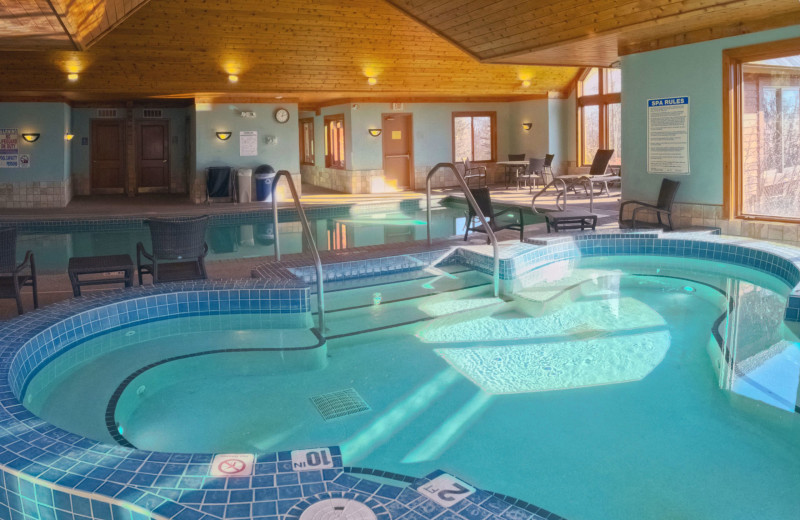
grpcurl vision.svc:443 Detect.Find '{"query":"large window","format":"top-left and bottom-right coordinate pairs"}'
top-left (725, 38), bottom-right (800, 222)
top-left (299, 118), bottom-right (314, 165)
top-left (578, 68), bottom-right (621, 166)
top-left (453, 112), bottom-right (496, 162)
top-left (324, 115), bottom-right (345, 169)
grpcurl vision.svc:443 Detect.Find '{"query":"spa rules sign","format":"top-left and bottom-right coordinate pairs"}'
top-left (647, 97), bottom-right (690, 175)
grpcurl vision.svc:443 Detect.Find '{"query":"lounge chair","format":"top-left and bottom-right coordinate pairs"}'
top-left (0, 228), bottom-right (38, 315)
top-left (137, 216), bottom-right (209, 284)
top-left (619, 179), bottom-right (681, 230)
top-left (462, 159), bottom-right (487, 188)
top-left (463, 187), bottom-right (524, 243)
top-left (585, 149), bottom-right (618, 195)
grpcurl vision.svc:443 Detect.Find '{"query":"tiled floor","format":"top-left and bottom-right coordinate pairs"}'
top-left (0, 183), bottom-right (621, 320)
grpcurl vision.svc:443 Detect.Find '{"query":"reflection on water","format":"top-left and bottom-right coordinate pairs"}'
top-left (18, 207), bottom-right (469, 273)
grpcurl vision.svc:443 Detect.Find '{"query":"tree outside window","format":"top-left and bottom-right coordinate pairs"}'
top-left (578, 68), bottom-right (621, 166)
top-left (453, 112), bottom-right (496, 162)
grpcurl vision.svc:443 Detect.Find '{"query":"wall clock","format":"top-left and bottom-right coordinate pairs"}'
top-left (275, 108), bottom-right (290, 123)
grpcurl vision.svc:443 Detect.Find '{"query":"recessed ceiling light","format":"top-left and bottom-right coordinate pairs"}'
top-left (228, 74), bottom-right (239, 83)
top-left (67, 73), bottom-right (78, 82)
top-left (367, 77), bottom-right (377, 86)
top-left (275, 95), bottom-right (283, 99)
top-left (522, 80), bottom-right (531, 88)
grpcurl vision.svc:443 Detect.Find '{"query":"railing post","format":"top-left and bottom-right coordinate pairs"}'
top-left (425, 163), bottom-right (499, 298)
top-left (271, 171), bottom-right (325, 333)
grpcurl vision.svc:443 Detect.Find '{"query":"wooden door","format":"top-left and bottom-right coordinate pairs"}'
top-left (136, 120), bottom-right (170, 192)
top-left (382, 114), bottom-right (413, 190)
top-left (91, 120), bottom-right (126, 194)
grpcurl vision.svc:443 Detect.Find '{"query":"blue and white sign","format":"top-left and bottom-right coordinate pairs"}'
top-left (647, 97), bottom-right (690, 175)
top-left (0, 128), bottom-right (19, 168)
top-left (417, 474), bottom-right (476, 507)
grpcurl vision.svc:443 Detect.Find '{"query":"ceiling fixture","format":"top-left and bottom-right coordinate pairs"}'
top-left (522, 80), bottom-right (531, 88)
top-left (522, 123), bottom-right (532, 131)
top-left (368, 128), bottom-right (382, 137)
top-left (215, 131), bottom-right (232, 141)
top-left (228, 74), bottom-right (239, 83)
top-left (67, 73), bottom-right (78, 82)
top-left (21, 133), bottom-right (40, 142)
top-left (367, 77), bottom-right (377, 86)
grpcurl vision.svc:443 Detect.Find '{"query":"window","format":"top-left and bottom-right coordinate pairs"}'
top-left (299, 118), bottom-right (314, 165)
top-left (725, 38), bottom-right (800, 222)
top-left (578, 68), bottom-right (621, 166)
top-left (324, 115), bottom-right (345, 169)
top-left (453, 112), bottom-right (496, 162)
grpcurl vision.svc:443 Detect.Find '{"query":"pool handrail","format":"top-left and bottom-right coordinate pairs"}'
top-left (425, 162), bottom-right (499, 298)
top-left (271, 171), bottom-right (325, 333)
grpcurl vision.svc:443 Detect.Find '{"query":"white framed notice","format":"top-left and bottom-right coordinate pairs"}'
top-left (240, 130), bottom-right (258, 157)
top-left (0, 128), bottom-right (20, 168)
top-left (647, 97), bottom-right (690, 175)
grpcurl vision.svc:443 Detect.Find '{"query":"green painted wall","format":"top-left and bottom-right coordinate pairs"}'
top-left (621, 25), bottom-right (800, 204)
top-left (195, 102), bottom-right (300, 178)
top-left (0, 102), bottom-right (71, 182)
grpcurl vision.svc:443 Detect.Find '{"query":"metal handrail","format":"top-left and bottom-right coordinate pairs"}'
top-left (530, 176), bottom-right (594, 214)
top-left (271, 171), bottom-right (325, 333)
top-left (425, 163), bottom-right (499, 298)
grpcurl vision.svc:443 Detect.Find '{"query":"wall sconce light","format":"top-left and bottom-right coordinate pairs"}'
top-left (21, 133), bottom-right (40, 143)
top-left (64, 132), bottom-right (75, 141)
top-left (215, 131), bottom-right (232, 141)
top-left (522, 123), bottom-right (532, 131)
top-left (367, 77), bottom-right (377, 86)
top-left (368, 128), bottom-right (382, 137)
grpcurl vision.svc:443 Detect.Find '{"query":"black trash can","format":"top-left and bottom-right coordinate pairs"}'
top-left (254, 164), bottom-right (276, 202)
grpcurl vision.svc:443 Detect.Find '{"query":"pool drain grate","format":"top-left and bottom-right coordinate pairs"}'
top-left (310, 388), bottom-right (371, 421)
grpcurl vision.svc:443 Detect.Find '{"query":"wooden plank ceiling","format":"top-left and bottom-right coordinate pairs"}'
top-left (0, 0), bottom-right (579, 106)
top-left (385, 0), bottom-right (800, 66)
top-left (0, 0), bottom-right (152, 50)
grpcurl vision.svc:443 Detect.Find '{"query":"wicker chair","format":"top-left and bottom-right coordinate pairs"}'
top-left (463, 187), bottom-right (524, 243)
top-left (462, 159), bottom-right (487, 188)
top-left (619, 179), bottom-right (681, 230)
top-left (137, 216), bottom-right (209, 284)
top-left (0, 228), bottom-right (38, 315)
top-left (504, 153), bottom-right (526, 188)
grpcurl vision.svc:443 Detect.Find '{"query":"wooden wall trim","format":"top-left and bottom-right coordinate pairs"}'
top-left (300, 94), bottom-right (549, 112)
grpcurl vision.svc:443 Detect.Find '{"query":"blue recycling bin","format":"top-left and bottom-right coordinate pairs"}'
top-left (254, 164), bottom-right (276, 202)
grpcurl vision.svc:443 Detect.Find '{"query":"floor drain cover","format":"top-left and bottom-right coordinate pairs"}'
top-left (299, 499), bottom-right (377, 520)
top-left (310, 388), bottom-right (370, 421)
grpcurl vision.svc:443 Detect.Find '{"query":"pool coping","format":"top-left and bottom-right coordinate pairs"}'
top-left (4, 230), bottom-right (800, 519)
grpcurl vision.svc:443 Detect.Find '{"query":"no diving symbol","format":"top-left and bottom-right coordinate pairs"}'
top-left (217, 459), bottom-right (246, 475)
top-left (210, 453), bottom-right (254, 477)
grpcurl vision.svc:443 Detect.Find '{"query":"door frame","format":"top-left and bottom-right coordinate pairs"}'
top-left (135, 118), bottom-right (171, 194)
top-left (381, 113), bottom-right (415, 190)
top-left (90, 119), bottom-right (126, 195)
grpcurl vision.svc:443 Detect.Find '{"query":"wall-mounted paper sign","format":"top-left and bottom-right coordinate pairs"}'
top-left (647, 96), bottom-right (690, 175)
top-left (392, 131), bottom-right (402, 140)
top-left (240, 131), bottom-right (258, 156)
top-left (0, 128), bottom-right (19, 168)
top-left (18, 154), bottom-right (30, 168)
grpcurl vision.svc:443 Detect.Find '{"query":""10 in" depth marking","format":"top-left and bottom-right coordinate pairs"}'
top-left (291, 448), bottom-right (334, 471)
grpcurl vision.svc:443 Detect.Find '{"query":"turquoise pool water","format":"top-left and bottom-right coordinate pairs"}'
top-left (16, 205), bottom-right (473, 273)
top-left (24, 258), bottom-right (800, 519)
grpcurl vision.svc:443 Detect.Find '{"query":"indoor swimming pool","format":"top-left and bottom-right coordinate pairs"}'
top-left (11, 201), bottom-right (519, 273)
top-left (22, 255), bottom-right (800, 520)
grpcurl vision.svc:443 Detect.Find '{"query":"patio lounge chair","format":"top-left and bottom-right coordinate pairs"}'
top-left (619, 178), bottom-right (681, 230)
top-left (463, 187), bottom-right (524, 243)
top-left (137, 216), bottom-right (209, 284)
top-left (585, 149), bottom-right (618, 195)
top-left (0, 228), bottom-right (38, 315)
top-left (462, 159), bottom-right (487, 187)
